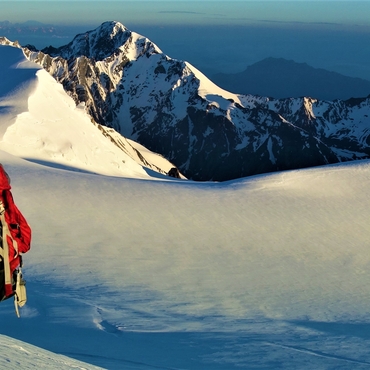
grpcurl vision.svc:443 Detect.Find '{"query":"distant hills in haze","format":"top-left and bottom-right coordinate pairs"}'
top-left (212, 57), bottom-right (370, 101)
top-left (0, 20), bottom-right (86, 48)
top-left (0, 20), bottom-right (59, 36)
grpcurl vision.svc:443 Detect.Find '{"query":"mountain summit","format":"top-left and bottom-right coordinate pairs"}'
top-left (42, 21), bottom-right (146, 60)
top-left (14, 21), bottom-right (370, 181)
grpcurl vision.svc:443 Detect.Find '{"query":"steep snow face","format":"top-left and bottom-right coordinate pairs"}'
top-left (186, 61), bottom-right (242, 106)
top-left (0, 45), bottom-right (40, 136)
top-left (0, 45), bottom-right (182, 178)
top-left (21, 21), bottom-right (370, 181)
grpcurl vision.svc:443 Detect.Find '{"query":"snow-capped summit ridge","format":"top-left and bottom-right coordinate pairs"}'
top-left (109, 20), bottom-right (127, 37)
top-left (40, 20), bottom-right (128, 60)
top-left (104, 20), bottom-right (127, 32)
top-left (41, 20), bottom-right (162, 62)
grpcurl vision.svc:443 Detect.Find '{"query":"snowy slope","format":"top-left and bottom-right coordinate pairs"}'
top-left (0, 334), bottom-right (103, 369)
top-left (0, 44), bottom-right (182, 179)
top-left (1, 25), bottom-right (370, 370)
top-left (1, 150), bottom-right (370, 368)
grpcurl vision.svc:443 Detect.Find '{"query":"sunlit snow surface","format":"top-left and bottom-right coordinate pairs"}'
top-left (1, 46), bottom-right (370, 369)
top-left (0, 45), bottom-right (177, 179)
top-left (1, 152), bottom-right (370, 369)
top-left (0, 334), bottom-right (102, 369)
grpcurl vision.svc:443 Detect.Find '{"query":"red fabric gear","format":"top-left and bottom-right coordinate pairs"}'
top-left (0, 165), bottom-right (31, 297)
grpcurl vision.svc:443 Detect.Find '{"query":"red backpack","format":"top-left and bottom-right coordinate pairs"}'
top-left (0, 165), bottom-right (31, 317)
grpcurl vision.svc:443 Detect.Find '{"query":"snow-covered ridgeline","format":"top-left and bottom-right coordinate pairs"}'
top-left (0, 44), bottom-right (183, 179)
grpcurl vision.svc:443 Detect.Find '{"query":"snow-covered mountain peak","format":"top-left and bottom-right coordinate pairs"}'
top-left (13, 22), bottom-right (370, 181)
top-left (41, 21), bottom-right (161, 63)
top-left (105, 20), bottom-right (127, 36)
top-left (41, 21), bottom-right (129, 60)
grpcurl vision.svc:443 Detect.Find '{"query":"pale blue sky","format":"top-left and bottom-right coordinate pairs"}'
top-left (2, 0), bottom-right (368, 1)
top-left (2, 1), bottom-right (370, 26)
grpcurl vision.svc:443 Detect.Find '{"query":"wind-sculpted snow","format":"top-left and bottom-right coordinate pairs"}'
top-left (14, 21), bottom-right (370, 180)
top-left (2, 152), bottom-right (370, 369)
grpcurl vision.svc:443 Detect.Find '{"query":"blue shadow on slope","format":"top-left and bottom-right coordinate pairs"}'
top-left (23, 158), bottom-right (100, 175)
top-left (25, 157), bottom-right (185, 182)
top-left (2, 276), bottom-right (370, 370)
top-left (291, 320), bottom-right (370, 340)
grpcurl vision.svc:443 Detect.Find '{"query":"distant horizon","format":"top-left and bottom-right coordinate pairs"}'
top-left (1, 1), bottom-right (369, 80)
top-left (1, 2), bottom-right (370, 26)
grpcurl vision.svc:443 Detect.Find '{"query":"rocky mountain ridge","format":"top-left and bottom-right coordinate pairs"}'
top-left (3, 21), bottom-right (370, 181)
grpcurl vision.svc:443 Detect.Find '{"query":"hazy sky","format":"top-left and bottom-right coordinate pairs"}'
top-left (1, 1), bottom-right (370, 26)
top-left (1, 1), bottom-right (370, 80)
